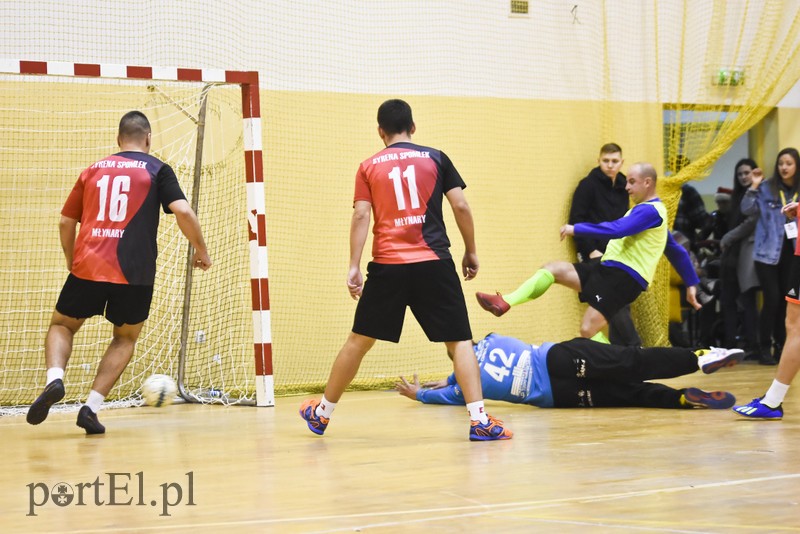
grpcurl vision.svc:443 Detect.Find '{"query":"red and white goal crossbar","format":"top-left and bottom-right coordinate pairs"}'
top-left (0, 60), bottom-right (274, 407)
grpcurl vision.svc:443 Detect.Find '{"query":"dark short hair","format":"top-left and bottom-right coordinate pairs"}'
top-left (599, 143), bottom-right (622, 155)
top-left (118, 111), bottom-right (151, 140)
top-left (377, 99), bottom-right (414, 135)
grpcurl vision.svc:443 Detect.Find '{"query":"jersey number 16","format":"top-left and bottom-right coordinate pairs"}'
top-left (96, 174), bottom-right (130, 222)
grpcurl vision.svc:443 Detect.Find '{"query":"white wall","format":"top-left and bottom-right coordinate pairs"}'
top-left (1, 1), bottom-right (796, 103)
top-left (778, 78), bottom-right (800, 108)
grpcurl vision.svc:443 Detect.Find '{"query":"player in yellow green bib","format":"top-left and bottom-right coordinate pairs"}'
top-left (476, 162), bottom-right (702, 341)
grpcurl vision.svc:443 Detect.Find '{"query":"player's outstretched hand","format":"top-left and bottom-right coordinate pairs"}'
top-left (686, 285), bottom-right (702, 310)
top-left (395, 374), bottom-right (421, 400)
top-left (192, 250), bottom-right (212, 270)
top-left (347, 266), bottom-right (363, 300)
top-left (560, 224), bottom-right (575, 241)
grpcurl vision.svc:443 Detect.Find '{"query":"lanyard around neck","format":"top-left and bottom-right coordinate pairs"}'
top-left (779, 189), bottom-right (797, 206)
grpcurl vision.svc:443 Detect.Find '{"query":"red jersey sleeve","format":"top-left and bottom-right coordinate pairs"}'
top-left (61, 175), bottom-right (86, 220)
top-left (353, 163), bottom-right (372, 204)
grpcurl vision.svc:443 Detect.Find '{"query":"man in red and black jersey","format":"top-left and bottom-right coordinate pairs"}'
top-left (27, 111), bottom-right (212, 434)
top-left (300, 99), bottom-right (512, 441)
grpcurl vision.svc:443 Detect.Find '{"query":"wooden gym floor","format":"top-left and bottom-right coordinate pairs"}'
top-left (2, 361), bottom-right (799, 533)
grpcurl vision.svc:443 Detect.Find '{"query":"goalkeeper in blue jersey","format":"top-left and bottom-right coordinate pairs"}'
top-left (476, 162), bottom-right (702, 343)
top-left (396, 333), bottom-right (744, 409)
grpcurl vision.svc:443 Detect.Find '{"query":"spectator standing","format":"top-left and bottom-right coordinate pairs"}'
top-left (742, 148), bottom-right (800, 365)
top-left (568, 143), bottom-right (641, 346)
top-left (719, 159), bottom-right (760, 356)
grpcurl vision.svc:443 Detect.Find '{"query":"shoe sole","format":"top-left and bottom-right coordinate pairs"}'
top-left (303, 416), bottom-right (326, 435)
top-left (732, 408), bottom-right (783, 420)
top-left (76, 420), bottom-right (106, 434)
top-left (475, 294), bottom-right (508, 317)
top-left (76, 407), bottom-right (106, 434)
top-left (702, 350), bottom-right (745, 374)
top-left (26, 384), bottom-right (65, 425)
top-left (469, 434), bottom-right (513, 441)
top-left (684, 388), bottom-right (735, 409)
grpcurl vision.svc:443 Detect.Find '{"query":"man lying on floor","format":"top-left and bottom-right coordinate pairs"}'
top-left (396, 333), bottom-right (744, 409)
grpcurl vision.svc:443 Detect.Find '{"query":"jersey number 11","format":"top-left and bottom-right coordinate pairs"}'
top-left (388, 165), bottom-right (420, 211)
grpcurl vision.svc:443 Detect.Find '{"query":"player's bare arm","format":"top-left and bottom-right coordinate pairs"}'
top-left (445, 187), bottom-right (479, 280)
top-left (58, 215), bottom-right (78, 271)
top-left (168, 199), bottom-right (212, 270)
top-left (560, 224), bottom-right (575, 241)
top-left (422, 378), bottom-right (450, 389)
top-left (348, 200), bottom-right (371, 299)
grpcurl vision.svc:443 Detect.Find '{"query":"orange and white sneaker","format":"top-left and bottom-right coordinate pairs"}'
top-left (299, 399), bottom-right (330, 435)
top-left (469, 414), bottom-right (513, 441)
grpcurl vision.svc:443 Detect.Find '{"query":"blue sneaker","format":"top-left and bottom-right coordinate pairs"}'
top-left (299, 399), bottom-right (329, 435)
top-left (469, 414), bottom-right (513, 441)
top-left (682, 388), bottom-right (736, 409)
top-left (696, 347), bottom-right (745, 374)
top-left (733, 398), bottom-right (783, 420)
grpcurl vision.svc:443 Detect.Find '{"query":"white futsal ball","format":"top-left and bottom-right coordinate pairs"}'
top-left (141, 374), bottom-right (177, 407)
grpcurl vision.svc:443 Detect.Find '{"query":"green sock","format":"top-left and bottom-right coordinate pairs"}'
top-left (590, 331), bottom-right (610, 344)
top-left (503, 269), bottom-right (555, 307)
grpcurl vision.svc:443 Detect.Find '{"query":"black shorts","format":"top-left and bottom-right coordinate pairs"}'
top-left (56, 273), bottom-right (154, 327)
top-left (573, 261), bottom-right (644, 321)
top-left (787, 254), bottom-right (800, 305)
top-left (352, 259), bottom-right (472, 343)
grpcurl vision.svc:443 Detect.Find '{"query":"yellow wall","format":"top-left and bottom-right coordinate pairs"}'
top-left (0, 81), bottom-right (666, 400)
top-left (778, 107), bottom-right (800, 152)
top-left (262, 92), bottom-right (666, 390)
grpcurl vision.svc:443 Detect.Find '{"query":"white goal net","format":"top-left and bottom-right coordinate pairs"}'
top-left (0, 68), bottom-right (265, 409)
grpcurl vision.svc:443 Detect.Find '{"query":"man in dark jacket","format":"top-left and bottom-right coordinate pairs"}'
top-left (568, 143), bottom-right (642, 346)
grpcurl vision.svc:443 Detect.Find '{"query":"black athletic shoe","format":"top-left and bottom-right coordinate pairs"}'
top-left (26, 379), bottom-right (65, 425)
top-left (76, 406), bottom-right (105, 435)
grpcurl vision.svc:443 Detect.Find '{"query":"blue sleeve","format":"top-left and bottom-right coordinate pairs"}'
top-left (573, 203), bottom-right (662, 239)
top-left (664, 232), bottom-right (701, 286)
top-left (446, 373), bottom-right (457, 386)
top-left (416, 385), bottom-right (465, 405)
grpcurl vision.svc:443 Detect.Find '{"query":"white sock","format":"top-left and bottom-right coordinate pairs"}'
top-left (466, 401), bottom-right (489, 425)
top-left (762, 380), bottom-right (790, 408)
top-left (85, 390), bottom-right (105, 414)
top-left (46, 367), bottom-right (65, 385)
top-left (316, 395), bottom-right (336, 418)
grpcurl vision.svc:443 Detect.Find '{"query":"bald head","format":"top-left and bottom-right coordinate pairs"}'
top-left (631, 162), bottom-right (657, 182)
top-left (625, 162), bottom-right (658, 204)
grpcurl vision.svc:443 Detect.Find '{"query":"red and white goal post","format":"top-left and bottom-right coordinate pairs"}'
top-left (0, 60), bottom-right (273, 408)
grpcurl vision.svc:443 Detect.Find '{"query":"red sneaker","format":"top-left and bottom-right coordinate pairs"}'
top-left (475, 292), bottom-right (511, 317)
